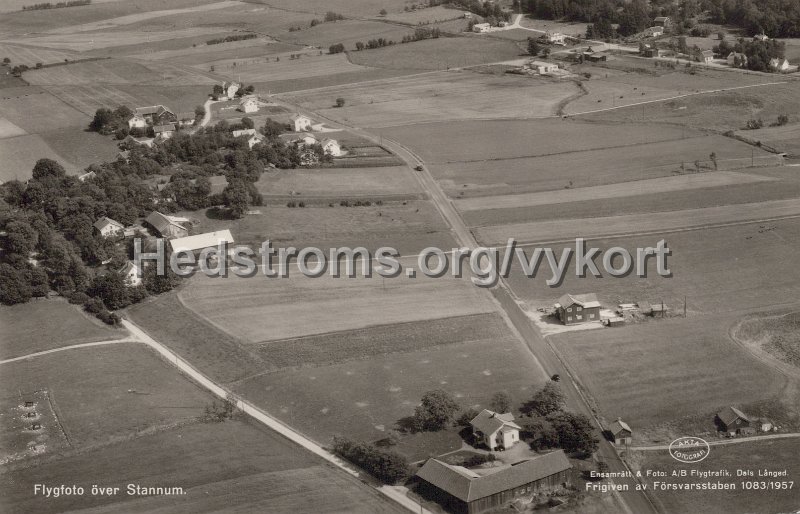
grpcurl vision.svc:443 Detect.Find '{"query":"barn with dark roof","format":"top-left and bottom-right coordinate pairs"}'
top-left (415, 450), bottom-right (572, 514)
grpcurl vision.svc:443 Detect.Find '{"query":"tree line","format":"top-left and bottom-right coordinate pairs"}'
top-left (22, 0), bottom-right (90, 10)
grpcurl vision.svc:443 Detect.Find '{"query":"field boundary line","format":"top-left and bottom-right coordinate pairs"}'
top-left (119, 319), bottom-right (432, 514)
top-left (0, 339), bottom-right (135, 365)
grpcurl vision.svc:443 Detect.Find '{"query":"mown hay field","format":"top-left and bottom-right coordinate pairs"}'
top-left (255, 165), bottom-right (422, 199)
top-left (0, 300), bottom-right (123, 360)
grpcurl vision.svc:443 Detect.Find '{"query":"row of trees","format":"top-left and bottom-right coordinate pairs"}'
top-left (429, 0), bottom-right (511, 22)
top-left (22, 0), bottom-right (90, 10)
top-left (716, 38), bottom-right (787, 72)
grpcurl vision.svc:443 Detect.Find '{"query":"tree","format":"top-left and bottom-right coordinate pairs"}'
top-left (241, 116), bottom-right (255, 129)
top-left (212, 84), bottom-right (224, 97)
top-left (223, 180), bottom-right (251, 219)
top-left (89, 107), bottom-right (115, 132)
top-left (542, 47), bottom-right (551, 58)
top-left (0, 264), bottom-right (32, 305)
top-left (709, 152), bottom-right (718, 170)
top-left (32, 158), bottom-right (66, 181)
top-left (547, 411), bottom-right (598, 454)
top-left (411, 389), bottom-right (460, 431)
top-left (355, 41), bottom-right (365, 51)
top-left (521, 382), bottom-right (565, 417)
top-left (527, 37), bottom-right (540, 56)
top-left (329, 43), bottom-right (345, 54)
top-left (489, 392), bottom-right (512, 413)
top-left (335, 97), bottom-right (345, 107)
top-left (521, 415), bottom-right (560, 450)
top-left (379, 8), bottom-right (387, 15)
top-left (87, 272), bottom-right (131, 310)
top-left (2, 57), bottom-right (9, 65)
top-left (194, 105), bottom-right (206, 119)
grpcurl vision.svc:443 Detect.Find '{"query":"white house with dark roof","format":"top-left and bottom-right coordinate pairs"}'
top-left (416, 450), bottom-right (571, 514)
top-left (321, 138), bottom-right (343, 156)
top-left (470, 409), bottom-right (521, 451)
top-left (290, 113), bottom-right (313, 132)
top-left (93, 217), bottom-right (124, 237)
top-left (238, 95), bottom-right (259, 113)
top-left (769, 57), bottom-right (790, 71)
top-left (554, 293), bottom-right (601, 325)
top-left (119, 261), bottom-right (142, 287)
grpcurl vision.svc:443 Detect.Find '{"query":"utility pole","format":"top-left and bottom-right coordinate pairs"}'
top-left (684, 296), bottom-right (687, 318)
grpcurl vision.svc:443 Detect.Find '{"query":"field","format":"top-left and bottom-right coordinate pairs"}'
top-left (0, 134), bottom-right (80, 182)
top-left (735, 311), bottom-right (800, 370)
top-left (281, 19), bottom-right (415, 49)
top-left (0, 43), bottom-right (79, 67)
top-left (348, 36), bottom-right (522, 70)
top-left (0, 300), bottom-right (124, 360)
top-left (0, 419), bottom-right (403, 514)
top-left (550, 314), bottom-right (790, 443)
top-left (630, 439), bottom-right (800, 514)
top-left (188, 200), bottom-right (457, 255)
top-left (234, 329), bottom-right (547, 444)
top-left (255, 165), bottom-right (422, 200)
top-left (0, 344), bottom-right (210, 451)
top-left (195, 52), bottom-right (368, 84)
top-left (735, 123), bottom-right (800, 157)
top-left (23, 58), bottom-right (216, 86)
top-left (385, 5), bottom-right (465, 24)
top-left (179, 264), bottom-right (495, 343)
top-left (283, 70), bottom-right (576, 127)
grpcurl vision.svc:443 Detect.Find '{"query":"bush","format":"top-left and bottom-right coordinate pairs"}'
top-left (83, 297), bottom-right (105, 314)
top-left (68, 291), bottom-right (90, 305)
top-left (463, 453), bottom-right (496, 467)
top-left (331, 437), bottom-right (409, 484)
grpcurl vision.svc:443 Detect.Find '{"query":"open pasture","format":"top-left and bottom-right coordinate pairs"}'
top-left (349, 36), bottom-right (522, 70)
top-left (382, 118), bottom-right (699, 164)
top-left (24, 58), bottom-right (216, 86)
top-left (551, 314), bottom-right (788, 442)
top-left (179, 262), bottom-right (495, 343)
top-left (235, 333), bottom-right (547, 443)
top-left (384, 5), bottom-right (465, 24)
top-left (464, 167), bottom-right (800, 227)
top-left (0, 86), bottom-right (88, 133)
top-left (0, 134), bottom-right (78, 182)
top-left (0, 300), bottom-right (123, 360)
top-left (0, 344), bottom-right (209, 449)
top-left (11, 27), bottom-right (227, 53)
top-left (518, 16), bottom-right (586, 37)
top-left (255, 165), bottom-right (422, 200)
top-left (632, 439), bottom-right (800, 514)
top-left (129, 39), bottom-right (300, 65)
top-left (45, 83), bottom-right (209, 117)
top-left (504, 217), bottom-right (800, 317)
top-left (0, 117), bottom-right (27, 138)
top-left (190, 200), bottom-right (457, 255)
top-left (285, 71), bottom-right (576, 127)
top-left (456, 171), bottom-right (775, 213)
top-left (281, 19), bottom-right (414, 49)
top-left (477, 197), bottom-right (800, 245)
top-left (735, 123), bottom-right (800, 157)
top-left (253, 312), bottom-right (508, 370)
top-left (39, 126), bottom-right (121, 168)
top-left (1, 416), bottom-right (402, 514)
top-left (195, 52), bottom-right (367, 84)
top-left (0, 43), bottom-right (79, 67)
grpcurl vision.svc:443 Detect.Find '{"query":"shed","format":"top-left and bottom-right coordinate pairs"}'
top-left (608, 418), bottom-right (632, 446)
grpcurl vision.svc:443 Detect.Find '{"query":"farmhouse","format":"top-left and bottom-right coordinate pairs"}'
top-left (232, 128), bottom-right (264, 149)
top-left (290, 113), bottom-right (313, 132)
top-left (716, 406), bottom-right (756, 436)
top-left (653, 16), bottom-right (671, 28)
top-left (119, 261), bottom-right (142, 287)
top-left (153, 123), bottom-right (176, 140)
top-left (416, 451), bottom-right (572, 514)
top-left (470, 409), bottom-right (521, 451)
top-left (224, 81), bottom-right (240, 99)
top-left (77, 170), bottom-right (96, 182)
top-left (727, 52), bottom-right (748, 68)
top-left (239, 95), bottom-right (259, 113)
top-left (281, 133), bottom-right (318, 147)
top-left (526, 60), bottom-right (558, 74)
top-left (133, 105), bottom-right (176, 126)
top-left (127, 114), bottom-right (147, 129)
top-left (117, 150), bottom-right (130, 163)
top-left (554, 293), bottom-right (601, 325)
top-left (582, 48), bottom-right (608, 62)
top-left (645, 26), bottom-right (664, 37)
top-left (544, 32), bottom-right (565, 45)
top-left (145, 211), bottom-right (190, 238)
top-left (697, 50), bottom-right (715, 64)
top-left (472, 23), bottom-right (491, 33)
top-left (321, 138), bottom-right (343, 156)
top-left (769, 57), bottom-right (790, 71)
top-left (608, 418), bottom-right (632, 446)
top-left (93, 217), bottom-right (124, 238)
top-left (169, 230), bottom-right (235, 257)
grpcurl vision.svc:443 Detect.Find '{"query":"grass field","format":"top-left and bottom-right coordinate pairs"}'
top-left (551, 314), bottom-right (790, 443)
top-left (631, 439), bottom-right (800, 514)
top-left (1, 419), bottom-right (403, 513)
top-left (455, 171), bottom-right (775, 212)
top-left (476, 197), bottom-right (800, 244)
top-left (0, 43), bottom-right (79, 67)
top-left (253, 312), bottom-right (508, 371)
top-left (735, 311), bottom-right (800, 370)
top-left (0, 300), bottom-right (124, 360)
top-left (504, 217), bottom-right (800, 316)
top-left (281, 19), bottom-right (414, 49)
top-left (188, 200), bottom-right (457, 255)
top-left (0, 86), bottom-right (88, 134)
top-left (196, 52), bottom-right (367, 84)
top-left (0, 134), bottom-right (79, 182)
top-left (349, 36), bottom-right (522, 70)
top-left (179, 263), bottom-right (495, 343)
top-left (384, 5), bottom-right (465, 24)
top-left (735, 123), bottom-right (800, 157)
top-left (0, 117), bottom-right (27, 138)
top-left (235, 332), bottom-right (547, 444)
top-left (284, 70), bottom-right (576, 127)
top-left (0, 344), bottom-right (210, 449)
top-left (24, 58), bottom-right (216, 86)
top-left (255, 165), bottom-right (422, 199)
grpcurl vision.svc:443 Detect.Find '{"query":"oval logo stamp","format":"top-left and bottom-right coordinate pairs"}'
top-left (668, 437), bottom-right (710, 463)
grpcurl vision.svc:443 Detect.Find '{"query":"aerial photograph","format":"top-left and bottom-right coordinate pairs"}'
top-left (1, 0), bottom-right (799, 513)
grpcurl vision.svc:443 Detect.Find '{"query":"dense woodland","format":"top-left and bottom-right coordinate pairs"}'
top-left (0, 118), bottom-right (318, 318)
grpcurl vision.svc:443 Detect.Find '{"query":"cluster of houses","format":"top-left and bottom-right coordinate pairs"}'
top-left (92, 210), bottom-right (235, 287)
top-left (125, 104), bottom-right (178, 146)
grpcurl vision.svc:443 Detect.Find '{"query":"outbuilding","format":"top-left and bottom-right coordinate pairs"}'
top-left (609, 418), bottom-right (632, 446)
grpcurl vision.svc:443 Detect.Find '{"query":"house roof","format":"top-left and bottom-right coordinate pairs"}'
top-left (470, 409), bottom-right (521, 435)
top-left (169, 229), bottom-right (235, 253)
top-left (609, 418), bottom-right (631, 435)
top-left (145, 211), bottom-right (188, 236)
top-left (119, 261), bottom-right (140, 276)
top-left (93, 217), bottom-right (124, 232)
top-left (416, 451), bottom-right (571, 502)
top-left (153, 123), bottom-right (176, 133)
top-left (718, 406), bottom-right (751, 426)
top-left (135, 105), bottom-right (173, 117)
top-left (232, 128), bottom-right (257, 137)
top-left (321, 138), bottom-right (339, 147)
top-left (555, 293), bottom-right (600, 309)
top-left (239, 95), bottom-right (258, 105)
top-left (290, 113), bottom-right (311, 121)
